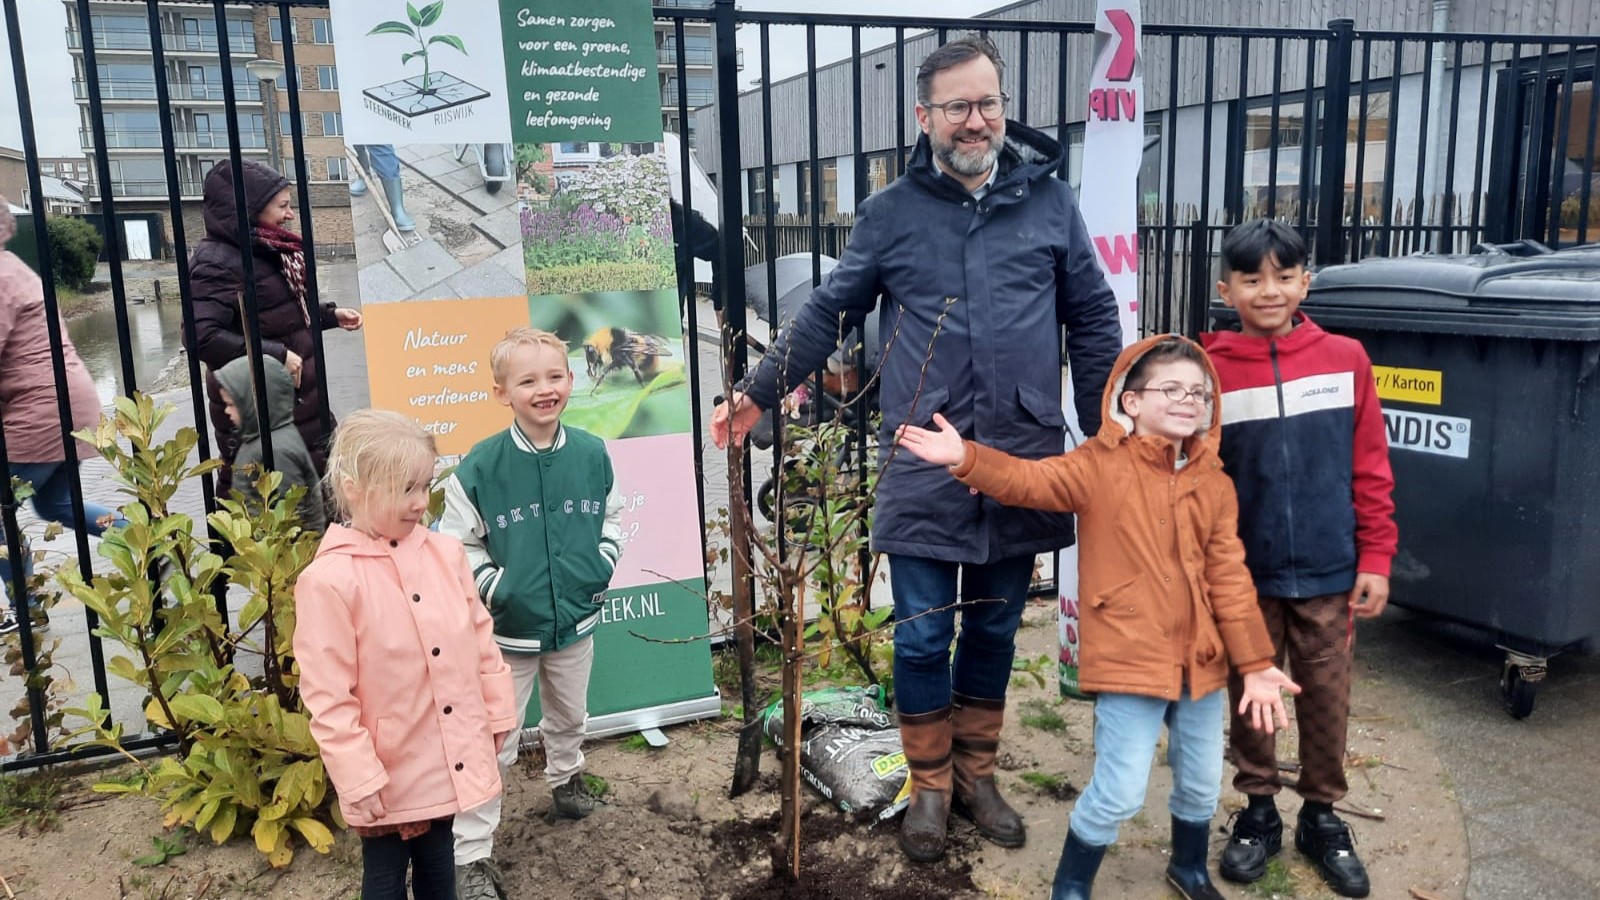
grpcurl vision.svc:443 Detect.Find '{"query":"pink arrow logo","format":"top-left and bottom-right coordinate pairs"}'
top-left (1104, 9), bottom-right (1136, 82)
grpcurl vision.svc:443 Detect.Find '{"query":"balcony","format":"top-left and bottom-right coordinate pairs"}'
top-left (662, 87), bottom-right (715, 107)
top-left (92, 179), bottom-right (205, 199)
top-left (67, 28), bottom-right (255, 55)
top-left (73, 79), bottom-right (262, 102)
top-left (81, 128), bottom-right (268, 151)
top-left (654, 0), bottom-right (715, 8)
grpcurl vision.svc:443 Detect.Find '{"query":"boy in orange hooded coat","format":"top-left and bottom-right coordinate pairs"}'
top-left (897, 335), bottom-right (1298, 900)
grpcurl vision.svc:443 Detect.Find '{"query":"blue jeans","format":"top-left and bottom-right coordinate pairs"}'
top-left (2, 461), bottom-right (122, 610)
top-left (363, 144), bottom-right (400, 180)
top-left (1067, 688), bottom-right (1226, 846)
top-left (887, 554), bottom-right (1035, 715)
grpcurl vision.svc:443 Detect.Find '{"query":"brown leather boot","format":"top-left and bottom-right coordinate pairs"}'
top-left (950, 693), bottom-right (1026, 847)
top-left (898, 706), bottom-right (953, 863)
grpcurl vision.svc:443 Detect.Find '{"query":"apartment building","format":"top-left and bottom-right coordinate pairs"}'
top-left (656, 0), bottom-right (741, 142)
top-left (64, 1), bottom-right (352, 259)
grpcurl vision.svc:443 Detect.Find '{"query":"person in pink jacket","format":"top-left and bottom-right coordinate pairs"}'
top-left (0, 197), bottom-right (120, 637)
top-left (294, 409), bottom-right (517, 900)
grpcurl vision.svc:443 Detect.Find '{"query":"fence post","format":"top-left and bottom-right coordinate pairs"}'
top-left (714, 0), bottom-right (745, 360)
top-left (1185, 220), bottom-right (1212, 338)
top-left (1315, 18), bottom-right (1355, 265)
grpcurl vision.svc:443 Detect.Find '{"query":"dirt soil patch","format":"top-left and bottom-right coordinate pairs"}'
top-left (0, 601), bottom-right (1469, 898)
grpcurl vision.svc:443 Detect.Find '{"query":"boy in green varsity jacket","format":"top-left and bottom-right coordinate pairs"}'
top-left (441, 327), bottom-right (624, 900)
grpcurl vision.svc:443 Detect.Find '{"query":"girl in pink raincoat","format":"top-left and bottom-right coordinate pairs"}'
top-left (294, 410), bottom-right (517, 899)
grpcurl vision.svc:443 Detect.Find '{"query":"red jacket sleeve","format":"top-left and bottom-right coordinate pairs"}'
top-left (1351, 352), bottom-right (1398, 576)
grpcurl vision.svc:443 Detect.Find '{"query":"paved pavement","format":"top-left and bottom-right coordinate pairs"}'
top-left (5, 269), bottom-right (1600, 897)
top-left (1361, 610), bottom-right (1600, 898)
top-left (353, 144), bottom-right (527, 304)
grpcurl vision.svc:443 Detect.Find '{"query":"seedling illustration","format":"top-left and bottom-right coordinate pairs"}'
top-left (368, 2), bottom-right (465, 94)
top-left (362, 1), bottom-right (489, 119)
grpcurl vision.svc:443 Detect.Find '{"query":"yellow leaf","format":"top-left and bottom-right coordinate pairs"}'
top-left (267, 842), bottom-right (294, 868)
top-left (144, 698), bottom-right (172, 730)
top-left (288, 817), bottom-right (336, 854)
top-left (209, 803), bottom-right (238, 845)
top-left (253, 817), bottom-right (285, 855)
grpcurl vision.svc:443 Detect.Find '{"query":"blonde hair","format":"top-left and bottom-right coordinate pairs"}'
top-left (325, 409), bottom-right (438, 519)
top-left (490, 326), bottom-right (568, 383)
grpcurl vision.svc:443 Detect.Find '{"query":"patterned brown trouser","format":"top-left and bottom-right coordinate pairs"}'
top-left (1228, 593), bottom-right (1352, 804)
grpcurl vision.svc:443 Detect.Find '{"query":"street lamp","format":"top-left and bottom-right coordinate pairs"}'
top-left (245, 57), bottom-right (286, 174)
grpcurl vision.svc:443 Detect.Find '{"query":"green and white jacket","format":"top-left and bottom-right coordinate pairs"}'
top-left (439, 423), bottom-right (624, 654)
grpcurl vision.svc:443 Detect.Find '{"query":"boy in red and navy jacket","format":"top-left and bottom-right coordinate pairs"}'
top-left (1201, 219), bottom-right (1397, 900)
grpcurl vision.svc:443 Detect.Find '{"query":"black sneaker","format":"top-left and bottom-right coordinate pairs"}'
top-left (1220, 802), bottom-right (1283, 883)
top-left (0, 611), bottom-right (18, 636)
top-left (1295, 808), bottom-right (1371, 898)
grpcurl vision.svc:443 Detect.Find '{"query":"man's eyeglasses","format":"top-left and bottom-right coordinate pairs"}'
top-left (922, 93), bottom-right (1010, 123)
top-left (1138, 385), bottom-right (1214, 405)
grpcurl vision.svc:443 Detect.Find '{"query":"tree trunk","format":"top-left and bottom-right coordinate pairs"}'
top-left (727, 438), bottom-right (762, 798)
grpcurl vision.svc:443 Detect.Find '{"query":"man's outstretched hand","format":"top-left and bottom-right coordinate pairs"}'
top-left (711, 391), bottom-right (765, 449)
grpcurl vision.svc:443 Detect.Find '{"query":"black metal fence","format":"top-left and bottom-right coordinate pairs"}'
top-left (2, 0), bottom-right (1598, 771)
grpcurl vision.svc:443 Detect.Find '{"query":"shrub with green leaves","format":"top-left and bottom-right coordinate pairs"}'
top-left (61, 394), bottom-right (333, 867)
top-left (46, 216), bottom-right (102, 291)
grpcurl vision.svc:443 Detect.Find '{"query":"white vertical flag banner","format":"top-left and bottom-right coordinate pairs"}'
top-left (1060, 0), bottom-right (1143, 699)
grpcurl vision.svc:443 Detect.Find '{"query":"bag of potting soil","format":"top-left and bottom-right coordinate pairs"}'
top-left (760, 685), bottom-right (910, 820)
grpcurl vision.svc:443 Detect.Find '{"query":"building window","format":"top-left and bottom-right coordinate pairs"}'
top-left (317, 65), bottom-right (337, 91)
top-left (1138, 120), bottom-right (1162, 208)
top-left (864, 151), bottom-right (899, 194)
top-left (1342, 90), bottom-right (1392, 226)
top-left (269, 18), bottom-right (298, 43)
top-left (327, 157), bottom-right (349, 181)
top-left (279, 113), bottom-right (294, 137)
top-left (1243, 99), bottom-right (1307, 212)
top-left (821, 159), bottom-right (838, 217)
top-left (1065, 125), bottom-right (1085, 191)
top-left (322, 112), bottom-right (343, 136)
top-left (313, 18), bottom-right (334, 44)
top-left (748, 168), bottom-right (768, 217)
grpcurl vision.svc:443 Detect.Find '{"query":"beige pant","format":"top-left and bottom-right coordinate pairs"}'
top-left (453, 635), bottom-right (594, 865)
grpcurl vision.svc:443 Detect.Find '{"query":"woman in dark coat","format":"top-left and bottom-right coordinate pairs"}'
top-left (190, 159), bottom-right (361, 494)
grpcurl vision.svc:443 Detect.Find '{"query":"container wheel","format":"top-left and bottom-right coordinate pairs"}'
top-left (483, 144), bottom-right (508, 194)
top-left (1500, 663), bottom-right (1539, 719)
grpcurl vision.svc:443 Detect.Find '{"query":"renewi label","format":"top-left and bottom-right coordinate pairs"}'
top-left (1373, 365), bottom-right (1443, 406)
top-left (1382, 408), bottom-right (1470, 459)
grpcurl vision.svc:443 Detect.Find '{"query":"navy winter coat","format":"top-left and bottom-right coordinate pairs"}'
top-left (742, 121), bottom-right (1122, 563)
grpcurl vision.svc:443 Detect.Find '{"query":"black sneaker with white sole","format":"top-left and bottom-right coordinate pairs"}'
top-left (1295, 808), bottom-right (1371, 898)
top-left (0, 611), bottom-right (18, 636)
top-left (1220, 802), bottom-right (1283, 883)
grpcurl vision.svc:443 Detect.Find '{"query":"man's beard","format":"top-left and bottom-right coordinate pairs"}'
top-left (933, 126), bottom-right (1000, 177)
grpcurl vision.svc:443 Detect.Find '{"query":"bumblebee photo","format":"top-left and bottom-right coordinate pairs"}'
top-left (528, 289), bottom-right (690, 440)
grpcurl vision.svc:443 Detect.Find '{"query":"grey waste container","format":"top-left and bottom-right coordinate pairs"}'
top-left (1213, 242), bottom-right (1600, 718)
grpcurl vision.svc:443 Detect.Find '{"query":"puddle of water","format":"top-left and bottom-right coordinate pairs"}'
top-left (66, 296), bottom-right (190, 405)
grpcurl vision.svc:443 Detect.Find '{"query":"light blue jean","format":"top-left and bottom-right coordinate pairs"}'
top-left (2, 461), bottom-right (123, 610)
top-left (1067, 688), bottom-right (1226, 847)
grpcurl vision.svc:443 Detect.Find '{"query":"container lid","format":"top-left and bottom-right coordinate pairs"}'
top-left (1293, 243), bottom-right (1600, 340)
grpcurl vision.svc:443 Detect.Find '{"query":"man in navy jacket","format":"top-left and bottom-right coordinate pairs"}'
top-left (713, 35), bottom-right (1121, 862)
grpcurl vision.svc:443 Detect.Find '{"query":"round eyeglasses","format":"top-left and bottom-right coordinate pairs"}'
top-left (922, 93), bottom-right (1010, 123)
top-left (1138, 385), bottom-right (1214, 405)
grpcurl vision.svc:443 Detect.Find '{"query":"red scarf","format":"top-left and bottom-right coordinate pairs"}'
top-left (254, 222), bottom-right (309, 325)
